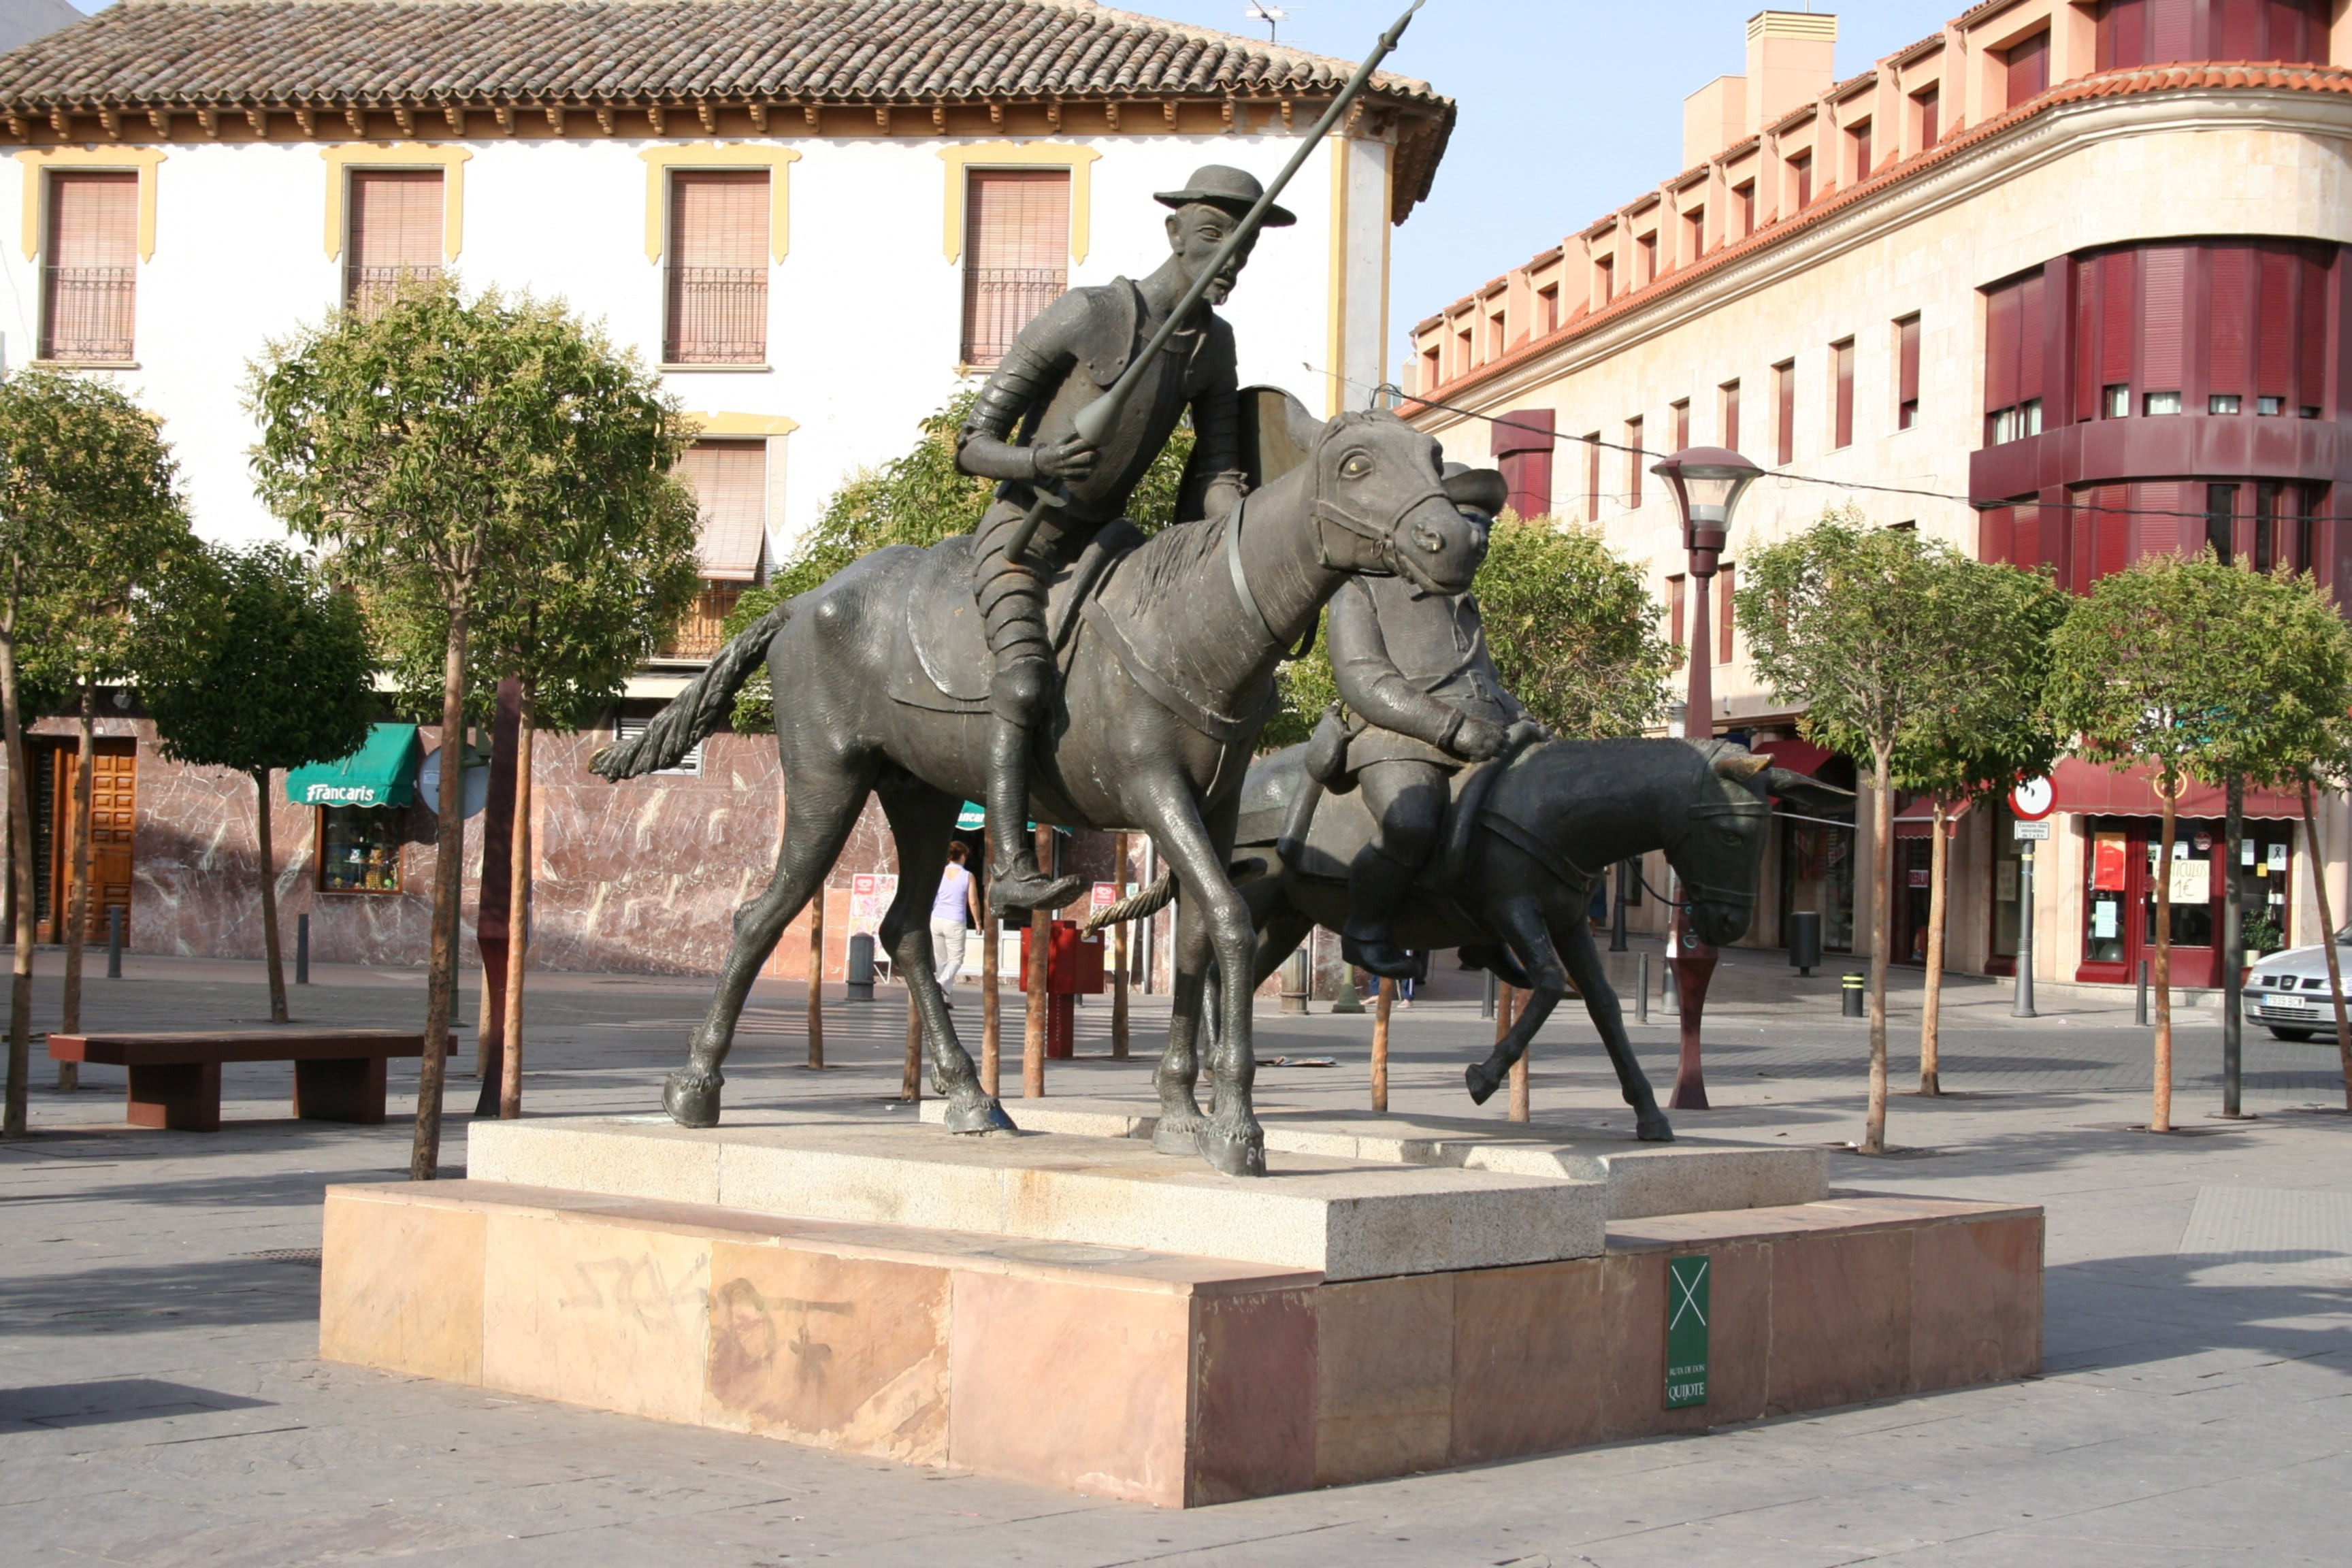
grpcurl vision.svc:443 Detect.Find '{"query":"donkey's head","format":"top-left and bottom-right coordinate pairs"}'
top-left (1666, 742), bottom-right (1855, 946)
top-left (1306, 410), bottom-right (1489, 593)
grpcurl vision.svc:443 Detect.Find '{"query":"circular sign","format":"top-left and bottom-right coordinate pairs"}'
top-left (418, 747), bottom-right (491, 819)
top-left (2009, 776), bottom-right (2056, 821)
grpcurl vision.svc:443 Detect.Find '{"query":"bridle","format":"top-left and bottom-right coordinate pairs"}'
top-left (1305, 412), bottom-right (1456, 587)
top-left (1656, 794), bottom-right (1774, 916)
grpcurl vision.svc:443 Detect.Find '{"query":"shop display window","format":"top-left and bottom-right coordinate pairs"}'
top-left (1783, 819), bottom-right (1855, 953)
top-left (319, 806), bottom-right (404, 894)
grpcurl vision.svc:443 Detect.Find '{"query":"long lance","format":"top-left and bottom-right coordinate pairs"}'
top-left (1000, 0), bottom-right (1427, 563)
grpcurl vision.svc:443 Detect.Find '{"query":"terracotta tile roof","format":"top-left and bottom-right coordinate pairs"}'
top-left (1405, 63), bottom-right (2352, 412)
top-left (0, 0), bottom-right (1453, 211)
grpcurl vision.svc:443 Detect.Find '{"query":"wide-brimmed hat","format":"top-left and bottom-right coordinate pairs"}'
top-left (1154, 165), bottom-right (1296, 227)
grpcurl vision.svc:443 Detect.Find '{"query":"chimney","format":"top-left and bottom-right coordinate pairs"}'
top-left (1745, 10), bottom-right (1837, 136)
top-left (1682, 76), bottom-right (1747, 170)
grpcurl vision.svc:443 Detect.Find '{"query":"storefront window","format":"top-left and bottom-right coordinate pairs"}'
top-left (319, 806), bottom-right (404, 894)
top-left (2144, 833), bottom-right (2214, 948)
top-left (2085, 827), bottom-right (2129, 963)
top-left (2233, 826), bottom-right (2296, 956)
top-left (1990, 802), bottom-right (2023, 968)
top-left (1784, 819), bottom-right (1855, 953)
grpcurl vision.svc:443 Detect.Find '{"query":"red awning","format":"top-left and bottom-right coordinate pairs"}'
top-left (1891, 794), bottom-right (1971, 838)
top-left (2051, 758), bottom-right (2306, 821)
top-left (1754, 737), bottom-right (1836, 775)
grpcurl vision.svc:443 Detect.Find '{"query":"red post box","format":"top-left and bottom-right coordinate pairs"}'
top-left (1019, 919), bottom-right (1105, 1058)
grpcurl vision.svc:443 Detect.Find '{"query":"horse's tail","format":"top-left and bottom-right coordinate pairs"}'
top-left (1079, 869), bottom-right (1176, 934)
top-left (590, 598), bottom-right (795, 781)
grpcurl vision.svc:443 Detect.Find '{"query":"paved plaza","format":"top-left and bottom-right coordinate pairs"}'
top-left (3, 947), bottom-right (2348, 1566)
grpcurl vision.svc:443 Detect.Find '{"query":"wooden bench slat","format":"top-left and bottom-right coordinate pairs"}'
top-left (49, 1032), bottom-right (436, 1067)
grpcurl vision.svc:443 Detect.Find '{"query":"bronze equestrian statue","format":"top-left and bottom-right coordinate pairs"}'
top-left (956, 165), bottom-right (1282, 913)
top-left (1095, 737), bottom-right (1854, 1142)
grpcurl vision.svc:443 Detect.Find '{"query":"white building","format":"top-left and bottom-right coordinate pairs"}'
top-left (0, 0), bottom-right (1452, 649)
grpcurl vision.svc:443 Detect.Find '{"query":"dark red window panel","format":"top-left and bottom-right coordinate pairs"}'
top-left (2097, 0), bottom-right (2325, 67)
top-left (2142, 246), bottom-right (2187, 390)
top-left (2297, 250), bottom-right (2329, 413)
top-left (1584, 434), bottom-right (1602, 520)
top-left (2209, 246), bottom-right (2251, 395)
top-left (1668, 574), bottom-right (1686, 648)
top-left (1627, 416), bottom-right (1644, 509)
top-left (1718, 565), bottom-right (1736, 665)
top-left (1671, 399), bottom-right (1690, 451)
top-left (1774, 361), bottom-right (1795, 466)
top-left (1721, 380), bottom-right (1742, 452)
top-left (2005, 31), bottom-right (2050, 108)
top-left (1493, 409), bottom-right (1555, 520)
top-left (1916, 88), bottom-right (1940, 150)
top-left (1833, 340), bottom-right (1856, 448)
top-left (2256, 248), bottom-right (2293, 397)
top-left (2093, 483), bottom-right (2132, 580)
top-left (1792, 153), bottom-right (1812, 210)
top-left (1897, 315), bottom-right (1922, 428)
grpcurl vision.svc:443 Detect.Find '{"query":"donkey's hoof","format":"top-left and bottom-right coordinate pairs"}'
top-left (1636, 1113), bottom-right (1676, 1143)
top-left (1152, 1112), bottom-right (1204, 1157)
top-left (1196, 1119), bottom-right (1267, 1178)
top-left (1464, 1062), bottom-right (1503, 1105)
top-left (662, 1069), bottom-right (723, 1129)
top-left (945, 1092), bottom-right (1018, 1135)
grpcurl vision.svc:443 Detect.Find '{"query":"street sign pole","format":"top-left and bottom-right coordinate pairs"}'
top-left (2012, 838), bottom-right (2037, 1019)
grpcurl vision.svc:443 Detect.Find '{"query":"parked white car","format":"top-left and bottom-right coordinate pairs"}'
top-left (2243, 931), bottom-right (2352, 1041)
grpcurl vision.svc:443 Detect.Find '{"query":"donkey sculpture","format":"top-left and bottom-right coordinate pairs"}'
top-left (593, 408), bottom-right (1490, 1176)
top-left (1090, 736), bottom-right (1853, 1141)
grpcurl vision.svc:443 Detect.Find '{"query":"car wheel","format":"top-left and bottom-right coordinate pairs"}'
top-left (2268, 1026), bottom-right (2317, 1042)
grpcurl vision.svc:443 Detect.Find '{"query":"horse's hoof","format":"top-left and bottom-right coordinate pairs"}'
top-left (1196, 1120), bottom-right (1267, 1177)
top-left (1152, 1114), bottom-right (1203, 1157)
top-left (945, 1092), bottom-right (1018, 1136)
top-left (1636, 1114), bottom-right (1675, 1143)
top-left (662, 1069), bottom-right (723, 1129)
top-left (1464, 1062), bottom-right (1501, 1105)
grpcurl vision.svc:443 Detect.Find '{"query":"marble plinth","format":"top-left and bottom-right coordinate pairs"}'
top-left (919, 1098), bottom-right (1830, 1220)
top-left (466, 1115), bottom-right (1606, 1281)
top-left (321, 1180), bottom-right (2044, 1507)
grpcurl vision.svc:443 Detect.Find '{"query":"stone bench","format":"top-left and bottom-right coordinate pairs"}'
top-left (47, 1030), bottom-right (437, 1132)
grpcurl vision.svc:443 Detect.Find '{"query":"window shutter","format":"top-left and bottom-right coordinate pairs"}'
top-left (2076, 266), bottom-right (2099, 419)
top-left (347, 170), bottom-right (442, 312)
top-left (1833, 340), bottom-right (1856, 448)
top-left (1852, 121), bottom-right (1872, 180)
top-left (2005, 31), bottom-right (2049, 107)
top-left (2252, 246), bottom-right (2292, 397)
top-left (1917, 88), bottom-right (1940, 150)
top-left (2100, 0), bottom-right (2145, 68)
top-left (1668, 574), bottom-right (1686, 648)
top-left (1793, 152), bottom-right (1812, 209)
top-left (1493, 410), bottom-right (1554, 519)
top-left (2219, 0), bottom-right (2262, 58)
top-left (2018, 272), bottom-right (2046, 406)
top-left (42, 172), bottom-right (137, 361)
top-left (2268, 0), bottom-right (2323, 63)
top-left (666, 170), bottom-right (768, 364)
top-left (1584, 434), bottom-right (1601, 521)
top-left (2101, 250), bottom-right (2136, 385)
top-left (2014, 500), bottom-right (2042, 568)
top-left (2141, 246), bottom-right (2186, 389)
top-left (962, 168), bottom-right (1069, 365)
top-left (1986, 281), bottom-right (2021, 412)
top-left (2296, 249), bottom-right (2330, 414)
top-left (2209, 245), bottom-right (2250, 397)
top-left (677, 440), bottom-right (768, 581)
top-left (1720, 381), bottom-right (1741, 452)
top-left (2094, 484), bottom-right (2131, 579)
top-left (1625, 417), bottom-right (1644, 508)
top-left (1717, 565), bottom-right (1735, 666)
top-left (1775, 363), bottom-right (1795, 465)
top-left (2151, 0), bottom-right (2193, 61)
top-left (1671, 399), bottom-right (1690, 451)
top-left (1898, 316), bottom-right (1922, 414)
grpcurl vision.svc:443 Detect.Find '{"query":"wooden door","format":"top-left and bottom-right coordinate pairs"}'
top-left (41, 740), bottom-right (135, 943)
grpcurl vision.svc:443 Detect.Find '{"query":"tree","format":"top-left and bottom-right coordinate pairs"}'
top-left (138, 543), bottom-right (377, 1024)
top-left (2044, 551), bottom-right (2338, 1132)
top-left (250, 276), bottom-right (683, 1177)
top-left (1260, 513), bottom-right (1676, 749)
top-left (0, 370), bottom-right (188, 1137)
top-left (724, 390), bottom-right (1193, 732)
top-left (1886, 559), bottom-right (2069, 1094)
top-left (1742, 510), bottom-right (2000, 1154)
top-left (368, 401), bottom-right (699, 1118)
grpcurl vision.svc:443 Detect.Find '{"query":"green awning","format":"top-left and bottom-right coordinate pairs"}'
top-left (956, 800), bottom-right (985, 830)
top-left (285, 724), bottom-right (420, 809)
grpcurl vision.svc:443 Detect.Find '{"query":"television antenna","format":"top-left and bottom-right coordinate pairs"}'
top-left (1245, 2), bottom-right (1287, 42)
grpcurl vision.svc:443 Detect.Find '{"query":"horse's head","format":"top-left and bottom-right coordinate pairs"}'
top-left (1665, 742), bottom-right (1855, 946)
top-left (1307, 410), bottom-right (1489, 593)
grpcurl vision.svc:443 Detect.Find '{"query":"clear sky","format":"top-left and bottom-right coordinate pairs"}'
top-left (1140, 0), bottom-right (1961, 376)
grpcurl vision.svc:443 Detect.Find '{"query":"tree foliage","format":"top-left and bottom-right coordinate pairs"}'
top-left (725, 389), bottom-right (1194, 731)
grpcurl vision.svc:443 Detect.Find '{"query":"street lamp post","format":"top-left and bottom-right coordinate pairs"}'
top-left (1651, 446), bottom-right (1765, 1111)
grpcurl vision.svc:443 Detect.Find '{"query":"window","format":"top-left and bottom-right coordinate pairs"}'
top-left (615, 715), bottom-right (704, 777)
top-left (1720, 380), bottom-right (1742, 451)
top-left (1671, 398), bottom-right (1690, 451)
top-left (1773, 359), bottom-right (1795, 465)
top-left (1734, 182), bottom-right (1755, 238)
top-left (1667, 573), bottom-right (1687, 648)
top-left (2206, 483), bottom-right (2239, 564)
top-left (960, 168), bottom-right (1068, 367)
top-left (1583, 433), bottom-right (1602, 520)
top-left (318, 807), bottom-right (404, 894)
top-left (1790, 151), bottom-right (1813, 210)
top-left (1895, 314), bottom-right (1921, 429)
top-left (1982, 268), bottom-right (2048, 447)
top-left (1487, 312), bottom-right (1505, 359)
top-left (1537, 284), bottom-right (1559, 334)
top-left (2210, 393), bottom-right (2242, 414)
top-left (1832, 338), bottom-right (1856, 449)
top-left (2005, 30), bottom-right (2050, 107)
top-left (1988, 400), bottom-right (2042, 444)
top-left (1456, 327), bottom-right (1472, 374)
top-left (2258, 395), bottom-right (2285, 416)
top-left (2145, 390), bottom-right (2183, 415)
top-left (1849, 120), bottom-right (1874, 181)
top-left (666, 171), bottom-right (768, 364)
top-left (345, 169), bottom-right (444, 318)
top-left (1682, 207), bottom-right (1705, 263)
top-left (1494, 410), bottom-right (1554, 520)
top-left (1914, 86), bottom-right (1940, 150)
top-left (1717, 564), bottom-right (1736, 665)
top-left (1626, 417), bottom-right (1644, 508)
top-left (2295, 484), bottom-right (2322, 572)
top-left (2099, 0), bottom-right (2328, 69)
top-left (1595, 254), bottom-right (1616, 305)
top-left (676, 440), bottom-right (768, 585)
top-left (1422, 345), bottom-right (1441, 390)
top-left (1637, 231), bottom-right (1658, 285)
top-left (41, 171), bottom-right (137, 362)
top-left (2105, 382), bottom-right (2132, 417)
top-left (2255, 480), bottom-right (2283, 572)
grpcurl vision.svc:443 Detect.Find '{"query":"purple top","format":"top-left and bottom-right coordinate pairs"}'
top-left (933, 863), bottom-right (973, 924)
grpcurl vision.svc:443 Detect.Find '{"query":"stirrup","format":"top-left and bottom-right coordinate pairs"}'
top-left (990, 863), bottom-right (1085, 915)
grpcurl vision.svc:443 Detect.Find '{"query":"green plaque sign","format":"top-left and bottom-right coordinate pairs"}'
top-left (1665, 1254), bottom-right (1710, 1408)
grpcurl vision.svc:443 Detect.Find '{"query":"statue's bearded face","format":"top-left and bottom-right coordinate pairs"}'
top-left (1165, 204), bottom-right (1257, 303)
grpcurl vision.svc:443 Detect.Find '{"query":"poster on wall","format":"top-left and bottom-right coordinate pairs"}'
top-left (2168, 858), bottom-right (2208, 905)
top-left (847, 873), bottom-right (899, 940)
top-left (2093, 832), bottom-right (2129, 892)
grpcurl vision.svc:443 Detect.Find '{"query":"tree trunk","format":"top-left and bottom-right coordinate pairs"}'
top-left (1111, 832), bottom-right (1129, 1059)
top-left (1371, 977), bottom-right (1393, 1113)
top-left (497, 688), bottom-right (534, 1119)
top-left (257, 768), bottom-right (288, 1025)
top-left (2300, 777), bottom-right (2351, 1111)
top-left (1918, 798), bottom-right (1950, 1096)
top-left (1861, 746), bottom-right (1893, 1154)
top-left (2152, 773), bottom-right (2177, 1134)
top-left (410, 605), bottom-right (470, 1180)
top-left (1024, 822), bottom-right (1049, 1099)
top-left (1503, 985), bottom-right (1529, 1122)
top-left (805, 880), bottom-right (824, 1068)
top-left (57, 683), bottom-right (93, 1083)
top-left (979, 877), bottom-right (1000, 1097)
top-left (1, 584), bottom-right (35, 1138)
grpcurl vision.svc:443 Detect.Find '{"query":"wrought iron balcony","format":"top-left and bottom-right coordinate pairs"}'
top-left (665, 266), bottom-right (768, 364)
top-left (961, 265), bottom-right (1065, 366)
top-left (41, 266), bottom-right (135, 361)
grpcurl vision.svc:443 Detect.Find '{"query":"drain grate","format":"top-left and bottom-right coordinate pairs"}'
top-left (247, 1248), bottom-right (321, 1268)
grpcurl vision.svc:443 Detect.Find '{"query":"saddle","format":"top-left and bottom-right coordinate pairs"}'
top-left (885, 521), bottom-right (1145, 713)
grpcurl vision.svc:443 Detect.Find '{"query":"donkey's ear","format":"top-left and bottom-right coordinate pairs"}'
top-left (1765, 767), bottom-right (1855, 817)
top-left (1443, 467), bottom-right (1509, 519)
top-left (1712, 751), bottom-right (1771, 782)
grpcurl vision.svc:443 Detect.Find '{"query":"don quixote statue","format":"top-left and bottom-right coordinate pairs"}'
top-left (595, 4), bottom-right (1471, 1177)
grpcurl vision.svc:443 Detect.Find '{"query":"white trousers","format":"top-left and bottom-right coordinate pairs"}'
top-left (930, 917), bottom-right (971, 989)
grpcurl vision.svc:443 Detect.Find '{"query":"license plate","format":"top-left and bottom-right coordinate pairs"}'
top-left (2270, 996), bottom-right (2313, 1011)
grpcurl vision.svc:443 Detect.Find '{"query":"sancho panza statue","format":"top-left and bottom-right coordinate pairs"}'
top-left (955, 165), bottom-right (1294, 913)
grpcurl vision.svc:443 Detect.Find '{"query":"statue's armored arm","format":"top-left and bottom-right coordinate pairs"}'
top-left (1188, 378), bottom-right (1249, 519)
top-left (955, 338), bottom-right (1060, 483)
top-left (1327, 583), bottom-right (1467, 753)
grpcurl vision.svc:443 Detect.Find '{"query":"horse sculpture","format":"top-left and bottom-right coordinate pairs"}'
top-left (593, 408), bottom-right (1491, 1176)
top-left (1090, 736), bottom-right (1853, 1141)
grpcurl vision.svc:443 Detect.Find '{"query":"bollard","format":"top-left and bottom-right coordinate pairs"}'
top-left (2135, 958), bottom-right (2149, 1026)
top-left (1842, 971), bottom-right (1866, 1018)
top-left (1481, 968), bottom-right (1497, 1021)
top-left (1788, 910), bottom-right (1821, 977)
top-left (1635, 953), bottom-right (1650, 1024)
top-left (106, 905), bottom-right (123, 980)
top-left (1330, 965), bottom-right (1365, 1015)
top-left (295, 913), bottom-right (310, 985)
top-left (1661, 955), bottom-right (1680, 1015)
top-left (845, 932), bottom-right (877, 1002)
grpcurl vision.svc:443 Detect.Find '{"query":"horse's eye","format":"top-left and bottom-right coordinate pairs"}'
top-left (1341, 453), bottom-right (1373, 478)
top-left (1722, 830), bottom-right (1744, 847)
